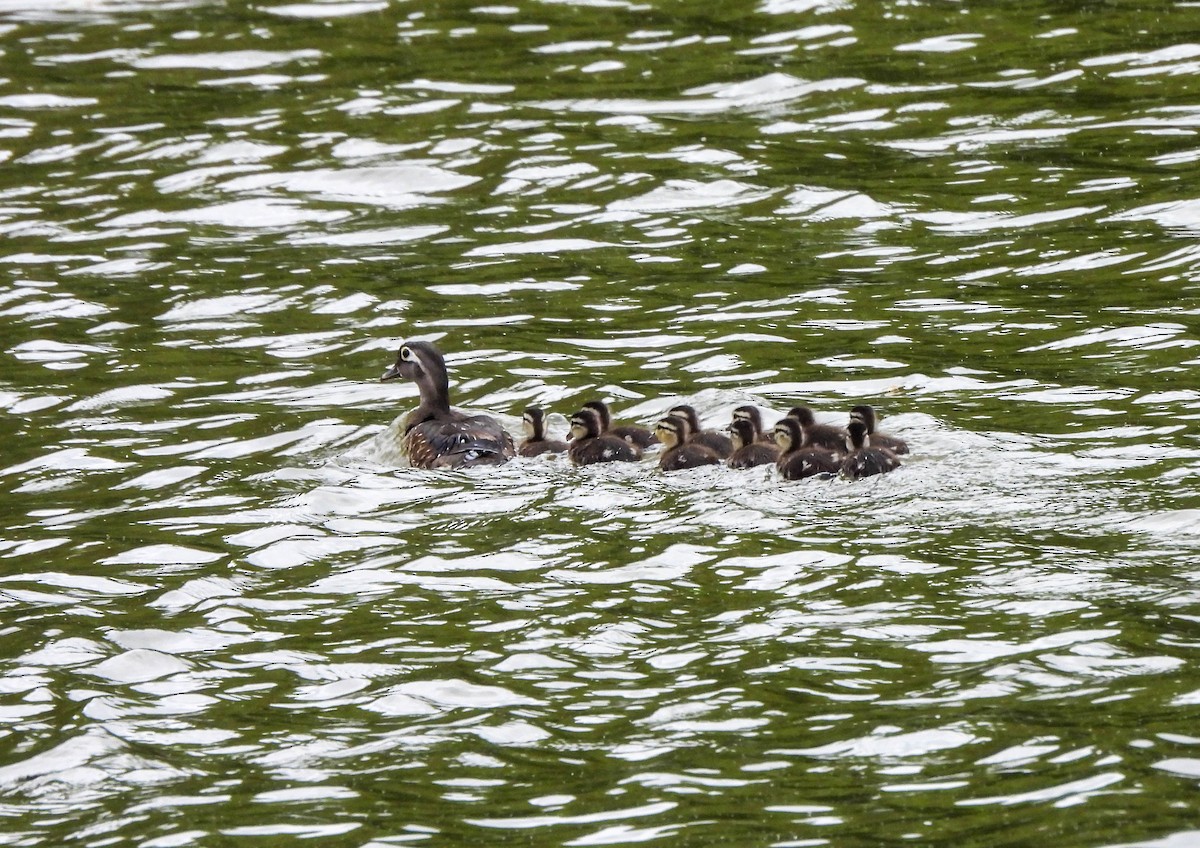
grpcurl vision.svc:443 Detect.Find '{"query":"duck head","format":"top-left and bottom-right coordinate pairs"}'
top-left (846, 419), bottom-right (870, 451)
top-left (569, 409), bottom-right (603, 441)
top-left (774, 417), bottom-right (804, 453)
top-left (382, 340), bottom-right (451, 412)
top-left (582, 400), bottom-right (612, 431)
top-left (668, 404), bottom-right (702, 437)
top-left (786, 405), bottom-right (816, 428)
top-left (729, 419), bottom-right (756, 451)
top-left (731, 405), bottom-right (763, 435)
top-left (523, 407), bottom-right (547, 440)
top-left (849, 404), bottom-right (876, 433)
top-left (654, 416), bottom-right (686, 450)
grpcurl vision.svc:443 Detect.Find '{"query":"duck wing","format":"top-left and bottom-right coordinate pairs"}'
top-left (840, 448), bottom-right (901, 479)
top-left (609, 424), bottom-right (658, 449)
top-left (728, 443), bottom-right (780, 469)
top-left (403, 413), bottom-right (515, 468)
top-left (779, 448), bottom-right (840, 480)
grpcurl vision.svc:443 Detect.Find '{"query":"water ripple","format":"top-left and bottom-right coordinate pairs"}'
top-left (3, 3), bottom-right (1200, 845)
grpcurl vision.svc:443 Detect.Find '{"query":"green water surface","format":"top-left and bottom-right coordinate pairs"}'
top-left (1, 1), bottom-right (1200, 846)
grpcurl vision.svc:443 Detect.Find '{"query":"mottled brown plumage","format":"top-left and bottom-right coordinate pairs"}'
top-left (567, 409), bottom-right (641, 466)
top-left (582, 400), bottom-right (658, 449)
top-left (786, 405), bottom-right (847, 454)
top-left (727, 419), bottom-right (780, 469)
top-left (840, 419), bottom-right (901, 479)
top-left (774, 418), bottom-right (840, 481)
top-left (669, 404), bottom-right (733, 459)
top-left (655, 416), bottom-right (720, 472)
top-left (381, 340), bottom-right (515, 469)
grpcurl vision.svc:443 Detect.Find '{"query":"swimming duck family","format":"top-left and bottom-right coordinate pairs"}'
top-left (380, 340), bottom-right (906, 479)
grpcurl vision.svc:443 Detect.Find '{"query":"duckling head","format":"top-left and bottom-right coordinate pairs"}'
top-left (729, 419), bottom-right (756, 451)
top-left (786, 405), bottom-right (816, 428)
top-left (523, 407), bottom-right (546, 440)
top-left (732, 405), bottom-right (763, 432)
top-left (846, 419), bottom-right (870, 451)
top-left (774, 417), bottom-right (803, 452)
top-left (849, 404), bottom-right (876, 433)
top-left (668, 404), bottom-right (702, 436)
top-left (582, 400), bottom-right (612, 431)
top-left (654, 417), bottom-right (686, 450)
top-left (569, 408), bottom-right (602, 441)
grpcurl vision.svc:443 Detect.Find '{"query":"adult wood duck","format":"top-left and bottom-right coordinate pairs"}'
top-left (773, 417), bottom-right (840, 481)
top-left (840, 419), bottom-right (902, 479)
top-left (655, 416), bottom-right (721, 472)
top-left (583, 400), bottom-right (658, 449)
top-left (381, 340), bottom-right (515, 469)
top-left (567, 408), bottom-right (641, 466)
top-left (518, 407), bottom-right (568, 457)
top-left (727, 419), bottom-right (780, 469)
top-left (786, 405), bottom-right (847, 454)
top-left (668, 404), bottom-right (733, 459)
top-left (849, 405), bottom-right (909, 455)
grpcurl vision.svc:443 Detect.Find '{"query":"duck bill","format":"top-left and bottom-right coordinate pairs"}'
top-left (380, 362), bottom-right (403, 382)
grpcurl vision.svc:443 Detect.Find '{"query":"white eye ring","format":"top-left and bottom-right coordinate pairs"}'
top-left (400, 346), bottom-right (413, 361)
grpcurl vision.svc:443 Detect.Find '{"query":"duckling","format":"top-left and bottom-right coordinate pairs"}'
top-left (518, 407), bottom-right (568, 457)
top-left (381, 340), bottom-right (515, 469)
top-left (582, 399), bottom-right (658, 449)
top-left (727, 419), bottom-right (781, 469)
top-left (731, 404), bottom-right (777, 444)
top-left (567, 408), bottom-right (641, 466)
top-left (840, 419), bottom-right (901, 479)
top-left (655, 416), bottom-right (721, 472)
top-left (669, 404), bottom-right (733, 459)
top-left (849, 404), bottom-right (909, 455)
top-left (773, 418), bottom-right (840, 480)
top-left (786, 405), bottom-right (847, 454)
